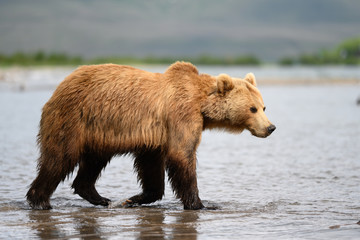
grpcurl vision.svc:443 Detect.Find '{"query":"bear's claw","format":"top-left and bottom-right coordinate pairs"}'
top-left (121, 199), bottom-right (135, 207)
top-left (85, 196), bottom-right (111, 206)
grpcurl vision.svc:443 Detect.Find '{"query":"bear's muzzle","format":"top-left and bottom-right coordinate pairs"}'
top-left (267, 124), bottom-right (276, 135)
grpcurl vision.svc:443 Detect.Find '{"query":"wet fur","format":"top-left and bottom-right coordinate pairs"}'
top-left (26, 62), bottom-right (271, 210)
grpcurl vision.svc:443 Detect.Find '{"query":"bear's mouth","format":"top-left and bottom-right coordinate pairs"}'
top-left (248, 128), bottom-right (270, 138)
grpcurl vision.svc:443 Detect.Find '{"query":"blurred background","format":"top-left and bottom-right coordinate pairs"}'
top-left (1, 1), bottom-right (360, 239)
top-left (0, 0), bottom-right (359, 66)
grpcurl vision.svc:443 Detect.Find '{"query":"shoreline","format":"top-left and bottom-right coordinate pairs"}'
top-left (256, 78), bottom-right (360, 86)
top-left (1, 65), bottom-right (359, 92)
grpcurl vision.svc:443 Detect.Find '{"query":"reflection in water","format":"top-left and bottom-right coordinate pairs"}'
top-left (27, 206), bottom-right (199, 239)
top-left (135, 208), bottom-right (199, 240)
top-left (29, 208), bottom-right (106, 239)
top-left (170, 211), bottom-right (199, 240)
top-left (138, 209), bottom-right (199, 240)
top-left (136, 209), bottom-right (166, 239)
top-left (72, 209), bottom-right (105, 240)
top-left (28, 210), bottom-right (65, 239)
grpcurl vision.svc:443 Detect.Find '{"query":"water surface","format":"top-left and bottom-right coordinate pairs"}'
top-left (0, 68), bottom-right (359, 239)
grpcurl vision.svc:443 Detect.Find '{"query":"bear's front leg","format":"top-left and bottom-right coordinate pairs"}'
top-left (166, 152), bottom-right (204, 210)
top-left (123, 149), bottom-right (165, 207)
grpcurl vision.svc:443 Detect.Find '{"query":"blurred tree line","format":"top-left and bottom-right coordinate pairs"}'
top-left (0, 51), bottom-right (83, 66)
top-left (279, 37), bottom-right (360, 65)
top-left (1, 37), bottom-right (359, 66)
top-left (0, 51), bottom-right (260, 66)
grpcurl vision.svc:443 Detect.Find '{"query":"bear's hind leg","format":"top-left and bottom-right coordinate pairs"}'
top-left (27, 154), bottom-right (77, 210)
top-left (72, 152), bottom-right (111, 206)
top-left (27, 168), bottom-right (62, 210)
top-left (125, 149), bottom-right (165, 206)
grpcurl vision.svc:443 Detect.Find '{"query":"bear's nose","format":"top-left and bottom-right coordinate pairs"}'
top-left (267, 124), bottom-right (276, 134)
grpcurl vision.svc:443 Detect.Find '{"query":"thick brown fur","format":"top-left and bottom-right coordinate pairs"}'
top-left (26, 62), bottom-right (275, 210)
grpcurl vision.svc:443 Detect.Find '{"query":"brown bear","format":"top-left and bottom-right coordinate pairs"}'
top-left (26, 62), bottom-right (275, 210)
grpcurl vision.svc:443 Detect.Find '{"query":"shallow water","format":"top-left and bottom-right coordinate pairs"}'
top-left (0, 68), bottom-right (360, 239)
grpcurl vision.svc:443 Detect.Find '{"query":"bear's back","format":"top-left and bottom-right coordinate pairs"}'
top-left (42, 64), bottom-right (175, 150)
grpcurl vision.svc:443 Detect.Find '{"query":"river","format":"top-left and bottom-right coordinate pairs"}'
top-left (0, 66), bottom-right (359, 239)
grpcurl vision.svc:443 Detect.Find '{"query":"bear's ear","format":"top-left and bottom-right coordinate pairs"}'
top-left (216, 74), bottom-right (234, 95)
top-left (244, 72), bottom-right (257, 87)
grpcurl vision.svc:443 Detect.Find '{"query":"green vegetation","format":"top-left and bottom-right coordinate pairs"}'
top-left (180, 55), bottom-right (260, 65)
top-left (0, 51), bottom-right (83, 66)
top-left (2, 38), bottom-right (359, 66)
top-left (279, 37), bottom-right (360, 65)
top-left (0, 51), bottom-right (261, 66)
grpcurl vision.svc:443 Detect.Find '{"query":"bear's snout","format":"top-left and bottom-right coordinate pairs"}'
top-left (267, 124), bottom-right (276, 134)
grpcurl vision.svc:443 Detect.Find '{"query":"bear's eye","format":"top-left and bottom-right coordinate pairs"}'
top-left (263, 106), bottom-right (266, 112)
top-left (250, 107), bottom-right (257, 113)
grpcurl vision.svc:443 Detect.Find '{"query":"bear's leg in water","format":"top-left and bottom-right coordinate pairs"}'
top-left (72, 152), bottom-right (111, 206)
top-left (26, 152), bottom-right (77, 210)
top-left (126, 148), bottom-right (165, 205)
top-left (166, 151), bottom-right (204, 210)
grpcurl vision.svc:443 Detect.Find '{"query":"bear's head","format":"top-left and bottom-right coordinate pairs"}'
top-left (201, 73), bottom-right (275, 138)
